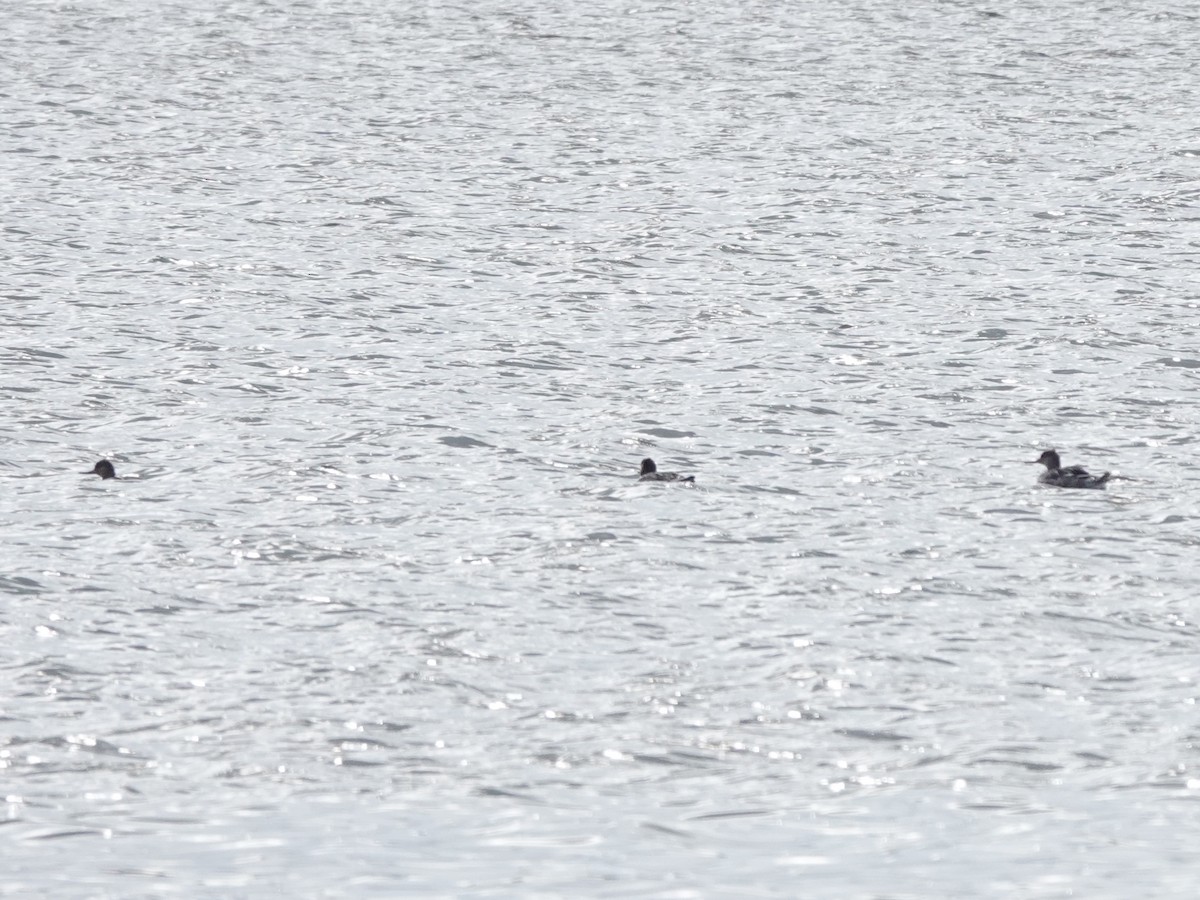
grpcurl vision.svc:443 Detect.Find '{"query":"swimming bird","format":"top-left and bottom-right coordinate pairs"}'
top-left (639, 458), bottom-right (694, 483)
top-left (83, 459), bottom-right (117, 480)
top-left (1031, 449), bottom-right (1110, 489)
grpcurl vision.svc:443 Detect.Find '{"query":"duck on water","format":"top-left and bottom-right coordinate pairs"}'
top-left (639, 458), bottom-right (694, 483)
top-left (1031, 449), bottom-right (1110, 489)
top-left (83, 460), bottom-right (117, 480)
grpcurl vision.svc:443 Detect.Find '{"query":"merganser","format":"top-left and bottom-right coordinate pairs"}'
top-left (1032, 449), bottom-right (1110, 489)
top-left (83, 460), bottom-right (117, 480)
top-left (639, 458), bottom-right (694, 483)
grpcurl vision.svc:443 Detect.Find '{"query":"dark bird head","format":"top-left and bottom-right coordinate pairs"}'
top-left (83, 459), bottom-right (116, 480)
top-left (639, 458), bottom-right (657, 476)
top-left (1032, 449), bottom-right (1060, 470)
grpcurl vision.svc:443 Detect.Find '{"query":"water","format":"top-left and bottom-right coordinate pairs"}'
top-left (4, 0), bottom-right (1200, 896)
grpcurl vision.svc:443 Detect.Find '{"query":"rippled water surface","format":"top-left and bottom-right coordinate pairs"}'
top-left (4, 0), bottom-right (1200, 896)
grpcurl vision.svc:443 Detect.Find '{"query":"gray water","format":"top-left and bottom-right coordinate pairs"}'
top-left (4, 0), bottom-right (1200, 896)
